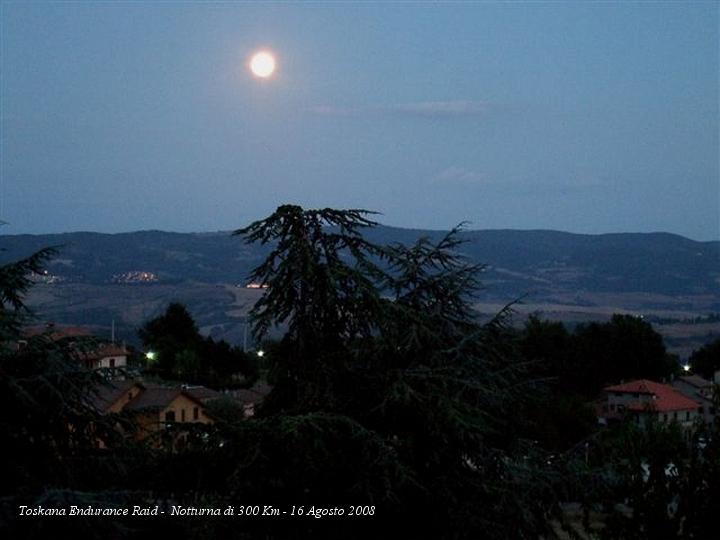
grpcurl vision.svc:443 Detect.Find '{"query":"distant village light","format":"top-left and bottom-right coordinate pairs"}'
top-left (245, 282), bottom-right (268, 289)
top-left (683, 363), bottom-right (691, 372)
top-left (257, 350), bottom-right (265, 358)
top-left (146, 351), bottom-right (157, 361)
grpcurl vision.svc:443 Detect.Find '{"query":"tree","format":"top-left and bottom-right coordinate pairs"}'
top-left (688, 337), bottom-right (720, 379)
top-left (584, 416), bottom-right (720, 540)
top-left (139, 302), bottom-right (200, 377)
top-left (235, 205), bottom-right (384, 411)
top-left (572, 314), bottom-right (676, 396)
top-left (0, 246), bottom-right (56, 340)
top-left (233, 205), bottom-right (562, 538)
top-left (139, 302), bottom-right (256, 386)
top-left (0, 245), bottom-right (144, 538)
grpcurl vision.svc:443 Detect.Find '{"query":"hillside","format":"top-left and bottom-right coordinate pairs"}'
top-left (2, 227), bottom-right (718, 355)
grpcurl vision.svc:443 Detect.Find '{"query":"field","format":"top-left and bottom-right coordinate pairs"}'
top-left (24, 280), bottom-right (718, 359)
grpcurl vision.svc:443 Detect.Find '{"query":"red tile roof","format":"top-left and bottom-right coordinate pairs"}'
top-left (23, 325), bottom-right (93, 341)
top-left (605, 379), bottom-right (701, 412)
top-left (22, 325), bottom-right (128, 360)
top-left (76, 343), bottom-right (129, 361)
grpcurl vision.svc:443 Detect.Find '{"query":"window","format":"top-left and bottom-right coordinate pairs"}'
top-left (181, 409), bottom-right (186, 422)
top-left (165, 411), bottom-right (175, 423)
top-left (686, 411), bottom-right (690, 421)
top-left (193, 407), bottom-right (199, 420)
top-left (673, 412), bottom-right (678, 421)
top-left (109, 358), bottom-right (115, 368)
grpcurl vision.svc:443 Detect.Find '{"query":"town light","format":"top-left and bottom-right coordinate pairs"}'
top-left (145, 351), bottom-right (157, 361)
top-left (683, 363), bottom-right (691, 372)
top-left (257, 350), bottom-right (265, 358)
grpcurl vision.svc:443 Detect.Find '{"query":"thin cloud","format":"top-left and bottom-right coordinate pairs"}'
top-left (390, 100), bottom-right (489, 116)
top-left (432, 169), bottom-right (607, 191)
top-left (306, 100), bottom-right (491, 118)
top-left (434, 166), bottom-right (487, 185)
top-left (305, 105), bottom-right (357, 116)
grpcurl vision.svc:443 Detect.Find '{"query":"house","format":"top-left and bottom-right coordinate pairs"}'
top-left (14, 324), bottom-right (93, 352)
top-left (92, 380), bottom-right (145, 414)
top-left (226, 381), bottom-right (273, 417)
top-left (125, 385), bottom-right (213, 442)
top-left (91, 381), bottom-right (214, 444)
top-left (22, 323), bottom-right (129, 372)
top-left (76, 343), bottom-right (129, 370)
top-left (602, 379), bottom-right (701, 430)
top-left (672, 374), bottom-right (716, 425)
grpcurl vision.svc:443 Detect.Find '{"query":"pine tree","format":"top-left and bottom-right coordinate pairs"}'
top-left (233, 205), bottom-right (561, 538)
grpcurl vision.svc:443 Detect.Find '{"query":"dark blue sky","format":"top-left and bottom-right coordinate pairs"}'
top-left (2, 2), bottom-right (718, 239)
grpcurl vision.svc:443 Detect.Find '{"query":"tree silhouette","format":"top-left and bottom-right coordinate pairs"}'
top-left (233, 204), bottom-right (561, 538)
top-left (688, 338), bottom-right (720, 379)
top-left (139, 302), bottom-right (256, 385)
top-left (0, 244), bottom-right (142, 538)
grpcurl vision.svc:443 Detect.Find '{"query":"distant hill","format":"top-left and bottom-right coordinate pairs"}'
top-left (2, 227), bottom-right (718, 355)
top-left (3, 227), bottom-right (717, 296)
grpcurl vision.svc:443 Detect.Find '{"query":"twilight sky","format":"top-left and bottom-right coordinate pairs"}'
top-left (2, 2), bottom-right (718, 240)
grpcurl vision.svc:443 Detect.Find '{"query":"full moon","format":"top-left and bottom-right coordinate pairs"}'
top-left (249, 51), bottom-right (276, 78)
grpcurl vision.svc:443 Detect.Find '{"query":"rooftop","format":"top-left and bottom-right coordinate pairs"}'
top-left (90, 380), bottom-right (144, 412)
top-left (92, 381), bottom-right (205, 412)
top-left (606, 379), bottom-right (701, 412)
top-left (676, 374), bottom-right (713, 389)
top-left (184, 386), bottom-right (223, 402)
top-left (125, 385), bottom-right (203, 411)
top-left (23, 324), bottom-right (93, 341)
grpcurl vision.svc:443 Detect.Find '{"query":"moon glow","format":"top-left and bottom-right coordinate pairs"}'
top-left (249, 51), bottom-right (276, 78)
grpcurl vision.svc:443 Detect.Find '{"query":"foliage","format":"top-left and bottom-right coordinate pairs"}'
top-left (519, 315), bottom-right (678, 399)
top-left (203, 395), bottom-right (246, 425)
top-left (590, 420), bottom-right (687, 539)
top-left (139, 302), bottom-right (256, 386)
top-left (515, 314), bottom-right (678, 451)
top-left (0, 244), bottom-right (148, 538)
top-left (580, 414), bottom-right (720, 540)
top-left (572, 314), bottom-right (678, 395)
top-left (0, 246), bottom-right (56, 340)
top-left (688, 337), bottom-right (720, 379)
top-left (679, 410), bottom-right (720, 536)
top-left (233, 204), bottom-right (563, 538)
top-left (7, 206), bottom-right (714, 539)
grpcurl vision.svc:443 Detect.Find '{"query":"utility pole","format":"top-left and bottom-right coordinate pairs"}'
top-left (243, 316), bottom-right (248, 351)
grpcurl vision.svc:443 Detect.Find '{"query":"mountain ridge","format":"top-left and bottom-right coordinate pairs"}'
top-left (2, 226), bottom-right (718, 357)
top-left (2, 227), bottom-right (718, 296)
